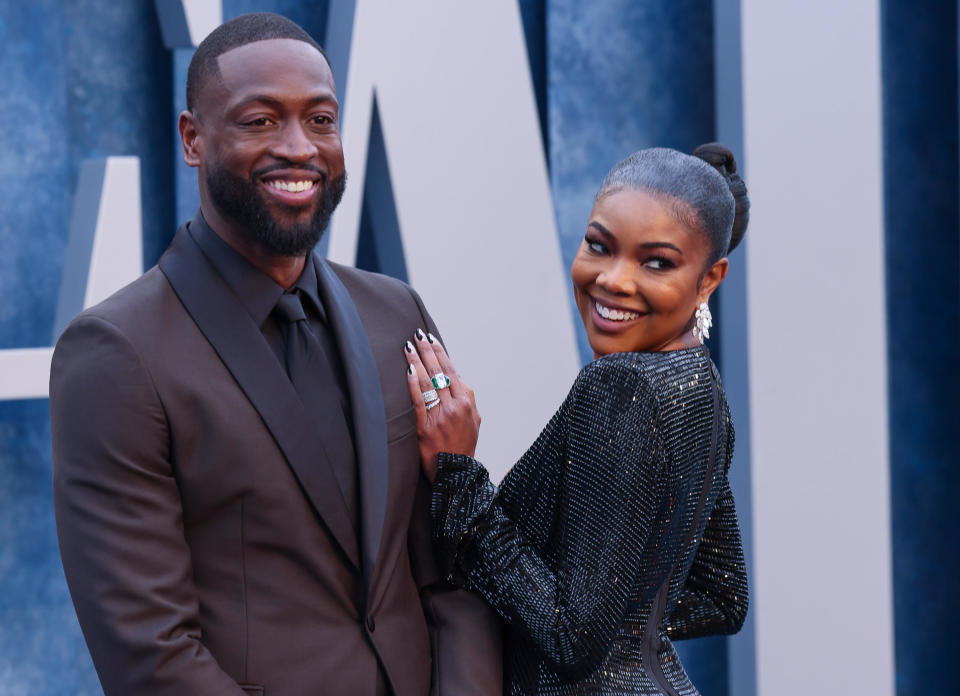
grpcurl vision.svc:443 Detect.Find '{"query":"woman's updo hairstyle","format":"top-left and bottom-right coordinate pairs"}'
top-left (595, 143), bottom-right (749, 263)
top-left (692, 143), bottom-right (749, 255)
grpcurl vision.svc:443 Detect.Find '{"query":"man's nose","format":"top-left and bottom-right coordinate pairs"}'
top-left (596, 261), bottom-right (637, 295)
top-left (270, 122), bottom-right (318, 162)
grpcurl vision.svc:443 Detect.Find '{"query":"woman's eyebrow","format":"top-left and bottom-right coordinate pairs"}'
top-left (588, 221), bottom-right (613, 237)
top-left (588, 222), bottom-right (684, 255)
top-left (638, 241), bottom-right (683, 255)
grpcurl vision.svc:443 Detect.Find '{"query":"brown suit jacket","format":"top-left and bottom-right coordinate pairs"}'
top-left (50, 224), bottom-right (501, 696)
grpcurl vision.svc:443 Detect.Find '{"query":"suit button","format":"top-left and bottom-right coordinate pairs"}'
top-left (366, 614), bottom-right (376, 632)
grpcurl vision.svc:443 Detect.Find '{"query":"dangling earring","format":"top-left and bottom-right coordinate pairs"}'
top-left (693, 301), bottom-right (712, 344)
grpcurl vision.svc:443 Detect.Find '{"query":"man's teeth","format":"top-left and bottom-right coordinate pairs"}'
top-left (267, 180), bottom-right (316, 192)
top-left (596, 301), bottom-right (640, 321)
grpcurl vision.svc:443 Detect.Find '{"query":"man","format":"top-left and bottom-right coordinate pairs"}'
top-left (50, 13), bottom-right (501, 696)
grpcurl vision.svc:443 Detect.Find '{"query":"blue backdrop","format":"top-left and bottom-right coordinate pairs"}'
top-left (882, 0), bottom-right (960, 692)
top-left (0, 1), bottom-right (957, 694)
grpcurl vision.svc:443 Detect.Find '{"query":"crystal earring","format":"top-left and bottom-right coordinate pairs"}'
top-left (693, 301), bottom-right (712, 344)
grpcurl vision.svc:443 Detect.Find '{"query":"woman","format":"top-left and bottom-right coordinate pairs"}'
top-left (403, 144), bottom-right (749, 695)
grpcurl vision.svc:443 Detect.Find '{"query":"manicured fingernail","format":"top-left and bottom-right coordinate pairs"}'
top-left (427, 333), bottom-right (437, 344)
top-left (408, 364), bottom-right (416, 375)
top-left (415, 328), bottom-right (426, 340)
top-left (405, 340), bottom-right (414, 353)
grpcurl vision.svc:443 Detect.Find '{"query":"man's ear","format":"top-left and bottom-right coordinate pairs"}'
top-left (699, 257), bottom-right (729, 304)
top-left (178, 110), bottom-right (202, 168)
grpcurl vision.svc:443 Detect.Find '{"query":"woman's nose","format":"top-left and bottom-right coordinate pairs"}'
top-left (596, 261), bottom-right (637, 295)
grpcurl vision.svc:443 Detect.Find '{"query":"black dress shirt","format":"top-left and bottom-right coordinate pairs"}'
top-left (187, 211), bottom-right (352, 417)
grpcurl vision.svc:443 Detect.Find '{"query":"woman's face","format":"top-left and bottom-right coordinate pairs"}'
top-left (571, 189), bottom-right (727, 357)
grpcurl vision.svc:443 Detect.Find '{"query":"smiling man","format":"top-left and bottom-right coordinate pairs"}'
top-left (50, 13), bottom-right (500, 696)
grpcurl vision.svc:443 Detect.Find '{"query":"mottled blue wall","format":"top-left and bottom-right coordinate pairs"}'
top-left (0, 1), bottom-right (69, 349)
top-left (881, 1), bottom-right (960, 694)
top-left (0, 8), bottom-right (78, 693)
top-left (14, 2), bottom-right (959, 694)
top-left (63, 0), bottom-right (174, 269)
top-left (0, 400), bottom-right (100, 695)
top-left (0, 1), bottom-right (173, 693)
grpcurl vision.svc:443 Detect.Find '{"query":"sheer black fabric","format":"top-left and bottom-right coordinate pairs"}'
top-left (431, 347), bottom-right (747, 694)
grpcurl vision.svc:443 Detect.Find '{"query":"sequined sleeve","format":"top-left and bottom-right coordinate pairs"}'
top-left (665, 477), bottom-right (749, 640)
top-left (431, 358), bottom-right (664, 677)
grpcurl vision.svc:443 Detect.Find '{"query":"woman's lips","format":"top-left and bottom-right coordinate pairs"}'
top-left (590, 298), bottom-right (646, 331)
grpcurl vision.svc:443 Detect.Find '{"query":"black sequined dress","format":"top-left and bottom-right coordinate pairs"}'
top-left (431, 347), bottom-right (748, 695)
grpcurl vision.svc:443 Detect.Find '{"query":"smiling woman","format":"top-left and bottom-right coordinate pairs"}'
top-left (572, 189), bottom-right (720, 355)
top-left (571, 145), bottom-right (748, 356)
top-left (405, 143), bottom-right (752, 695)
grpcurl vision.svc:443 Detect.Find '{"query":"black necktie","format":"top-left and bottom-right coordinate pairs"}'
top-left (273, 291), bottom-right (358, 525)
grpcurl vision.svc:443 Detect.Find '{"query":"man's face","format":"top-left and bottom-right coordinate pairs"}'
top-left (190, 39), bottom-right (346, 256)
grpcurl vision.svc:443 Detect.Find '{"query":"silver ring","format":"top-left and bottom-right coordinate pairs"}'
top-left (422, 389), bottom-right (439, 404)
top-left (425, 399), bottom-right (441, 411)
top-left (431, 373), bottom-right (451, 390)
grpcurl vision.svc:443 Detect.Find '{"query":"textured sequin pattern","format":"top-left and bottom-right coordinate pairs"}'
top-left (431, 347), bottom-right (747, 695)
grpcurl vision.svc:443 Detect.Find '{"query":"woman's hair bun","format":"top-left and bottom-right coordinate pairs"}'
top-left (693, 142), bottom-right (749, 254)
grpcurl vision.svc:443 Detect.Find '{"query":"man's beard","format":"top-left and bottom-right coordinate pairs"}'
top-left (206, 161), bottom-right (347, 257)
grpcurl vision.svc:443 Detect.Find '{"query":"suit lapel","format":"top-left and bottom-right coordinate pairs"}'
top-left (159, 227), bottom-right (360, 570)
top-left (314, 256), bottom-right (389, 590)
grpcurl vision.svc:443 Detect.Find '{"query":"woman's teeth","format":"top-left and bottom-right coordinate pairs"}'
top-left (596, 301), bottom-right (640, 322)
top-left (267, 180), bottom-right (316, 192)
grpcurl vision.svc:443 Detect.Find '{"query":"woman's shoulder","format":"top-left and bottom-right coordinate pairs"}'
top-left (575, 347), bottom-right (716, 406)
top-left (571, 352), bottom-right (658, 416)
top-left (578, 347), bottom-right (711, 383)
top-left (577, 351), bottom-right (650, 384)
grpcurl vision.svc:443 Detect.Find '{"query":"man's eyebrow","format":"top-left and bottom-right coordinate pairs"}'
top-left (232, 93), bottom-right (339, 109)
